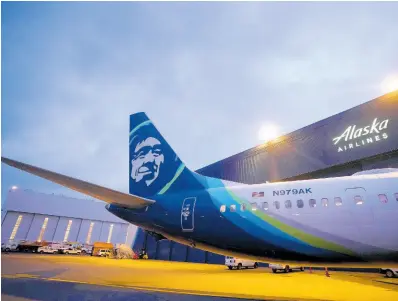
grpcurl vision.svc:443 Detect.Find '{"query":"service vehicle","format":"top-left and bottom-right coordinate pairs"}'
top-left (225, 256), bottom-right (258, 270)
top-left (62, 248), bottom-right (82, 255)
top-left (1, 242), bottom-right (18, 252)
top-left (269, 263), bottom-right (304, 273)
top-left (380, 268), bottom-right (398, 278)
top-left (98, 249), bottom-right (111, 257)
top-left (16, 241), bottom-right (48, 253)
top-left (81, 247), bottom-right (92, 255)
top-left (92, 242), bottom-right (113, 256)
top-left (38, 246), bottom-right (58, 254)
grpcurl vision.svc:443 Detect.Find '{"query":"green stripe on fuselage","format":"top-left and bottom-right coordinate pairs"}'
top-left (226, 188), bottom-right (356, 257)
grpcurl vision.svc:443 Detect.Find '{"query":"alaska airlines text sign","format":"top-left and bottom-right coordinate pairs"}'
top-left (332, 118), bottom-right (389, 153)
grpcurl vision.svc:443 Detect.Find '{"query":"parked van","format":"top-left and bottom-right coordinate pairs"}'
top-left (225, 256), bottom-right (258, 270)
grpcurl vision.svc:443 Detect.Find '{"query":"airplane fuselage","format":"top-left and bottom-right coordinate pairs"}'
top-left (108, 171), bottom-right (398, 267)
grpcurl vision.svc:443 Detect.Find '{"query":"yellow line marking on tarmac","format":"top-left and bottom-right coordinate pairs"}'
top-left (2, 274), bottom-right (40, 279)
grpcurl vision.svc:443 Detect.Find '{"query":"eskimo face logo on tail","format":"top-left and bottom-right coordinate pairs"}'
top-left (131, 136), bottom-right (164, 186)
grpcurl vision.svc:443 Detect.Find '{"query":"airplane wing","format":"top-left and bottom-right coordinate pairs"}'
top-left (1, 157), bottom-right (155, 209)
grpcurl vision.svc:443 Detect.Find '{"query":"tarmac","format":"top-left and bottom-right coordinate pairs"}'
top-left (1, 253), bottom-right (398, 301)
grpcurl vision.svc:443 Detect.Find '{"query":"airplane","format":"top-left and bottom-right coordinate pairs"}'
top-left (2, 112), bottom-right (398, 269)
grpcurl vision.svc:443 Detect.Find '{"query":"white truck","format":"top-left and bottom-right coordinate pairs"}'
top-left (269, 263), bottom-right (304, 273)
top-left (380, 268), bottom-right (398, 278)
top-left (38, 246), bottom-right (58, 254)
top-left (225, 256), bottom-right (258, 270)
top-left (62, 247), bottom-right (82, 255)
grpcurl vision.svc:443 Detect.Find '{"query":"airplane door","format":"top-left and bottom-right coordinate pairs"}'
top-left (181, 197), bottom-right (196, 232)
top-left (345, 186), bottom-right (375, 251)
top-left (345, 187), bottom-right (366, 205)
top-left (345, 187), bottom-right (373, 224)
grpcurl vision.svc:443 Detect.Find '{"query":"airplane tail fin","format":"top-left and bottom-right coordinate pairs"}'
top-left (129, 113), bottom-right (206, 198)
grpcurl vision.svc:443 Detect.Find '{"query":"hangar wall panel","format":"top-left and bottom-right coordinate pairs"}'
top-left (125, 224), bottom-right (136, 247)
top-left (132, 227), bottom-right (145, 252)
top-left (113, 223), bottom-right (127, 245)
top-left (157, 240), bottom-right (171, 260)
top-left (76, 219), bottom-right (92, 243)
top-left (15, 213), bottom-right (34, 241)
top-left (1, 210), bottom-right (6, 224)
top-left (99, 222), bottom-right (112, 242)
top-left (43, 216), bottom-right (60, 242)
top-left (109, 223), bottom-right (122, 244)
top-left (1, 212), bottom-right (17, 240)
top-left (26, 214), bottom-right (48, 241)
top-left (207, 252), bottom-right (224, 264)
top-left (89, 221), bottom-right (103, 243)
top-left (187, 247), bottom-right (205, 263)
top-left (2, 212), bottom-right (35, 242)
top-left (52, 217), bottom-right (80, 242)
top-left (67, 218), bottom-right (82, 243)
top-left (170, 243), bottom-right (187, 262)
top-left (1, 212), bottom-right (19, 241)
top-left (145, 235), bottom-right (158, 259)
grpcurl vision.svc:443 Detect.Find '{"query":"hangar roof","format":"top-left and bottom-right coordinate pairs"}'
top-left (3, 189), bottom-right (128, 224)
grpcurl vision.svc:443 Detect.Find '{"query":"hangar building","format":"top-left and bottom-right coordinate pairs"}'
top-left (133, 91), bottom-right (398, 263)
top-left (1, 189), bottom-right (137, 246)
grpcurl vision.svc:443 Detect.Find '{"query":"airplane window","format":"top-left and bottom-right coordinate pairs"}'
top-left (274, 201), bottom-right (280, 210)
top-left (354, 195), bottom-right (363, 205)
top-left (297, 199), bottom-right (304, 208)
top-left (250, 202), bottom-right (258, 211)
top-left (240, 204), bottom-right (247, 211)
top-left (334, 197), bottom-right (343, 206)
top-left (395, 193), bottom-right (398, 201)
top-left (262, 202), bottom-right (269, 211)
top-left (321, 198), bottom-right (329, 207)
top-left (220, 205), bottom-right (226, 213)
top-left (378, 194), bottom-right (388, 203)
top-left (285, 200), bottom-right (292, 209)
top-left (309, 199), bottom-right (316, 208)
top-left (230, 205), bottom-right (236, 212)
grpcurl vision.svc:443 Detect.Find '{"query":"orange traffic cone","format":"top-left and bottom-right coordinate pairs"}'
top-left (325, 267), bottom-right (330, 277)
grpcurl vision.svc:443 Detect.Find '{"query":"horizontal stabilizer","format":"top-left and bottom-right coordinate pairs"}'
top-left (1, 157), bottom-right (155, 209)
